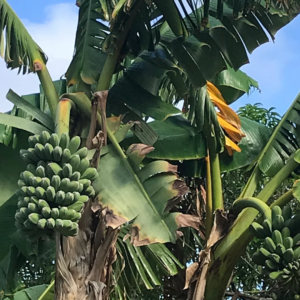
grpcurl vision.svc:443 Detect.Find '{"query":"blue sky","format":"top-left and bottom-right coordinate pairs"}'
top-left (0, 1), bottom-right (299, 116)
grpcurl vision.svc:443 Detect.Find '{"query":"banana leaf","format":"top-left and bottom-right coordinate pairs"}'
top-left (92, 143), bottom-right (198, 246)
top-left (0, 0), bottom-right (47, 73)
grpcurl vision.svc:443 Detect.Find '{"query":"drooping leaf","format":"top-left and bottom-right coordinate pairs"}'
top-left (6, 90), bottom-right (54, 131)
top-left (211, 65), bottom-right (259, 105)
top-left (0, 0), bottom-right (47, 72)
top-left (0, 113), bottom-right (51, 135)
top-left (93, 144), bottom-right (198, 246)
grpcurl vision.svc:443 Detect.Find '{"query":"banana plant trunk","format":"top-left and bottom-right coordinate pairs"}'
top-left (55, 199), bottom-right (118, 300)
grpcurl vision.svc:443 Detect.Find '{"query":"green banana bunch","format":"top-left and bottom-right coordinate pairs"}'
top-left (249, 203), bottom-right (300, 295)
top-left (15, 132), bottom-right (98, 239)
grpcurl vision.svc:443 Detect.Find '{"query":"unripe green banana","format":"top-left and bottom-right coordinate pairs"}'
top-left (272, 230), bottom-right (283, 246)
top-left (28, 203), bottom-right (39, 213)
top-left (23, 170), bottom-right (35, 183)
top-left (250, 222), bottom-right (268, 239)
top-left (28, 136), bottom-right (37, 148)
top-left (26, 164), bottom-right (37, 174)
top-left (81, 167), bottom-right (98, 181)
top-left (49, 133), bottom-right (59, 148)
top-left (18, 179), bottom-right (26, 188)
top-left (27, 186), bottom-right (36, 197)
top-left (38, 200), bottom-right (50, 210)
top-left (70, 172), bottom-right (81, 181)
top-left (51, 208), bottom-right (60, 219)
top-left (67, 201), bottom-right (85, 212)
top-left (273, 215), bottom-right (284, 231)
top-left (282, 227), bottom-right (291, 241)
top-left (62, 192), bottom-right (74, 206)
top-left (37, 161), bottom-right (47, 168)
top-left (265, 259), bottom-right (279, 270)
top-left (55, 219), bottom-right (64, 231)
top-left (265, 237), bottom-right (276, 253)
top-left (269, 271), bottom-right (283, 280)
top-left (35, 187), bottom-right (46, 199)
top-left (272, 206), bottom-right (282, 219)
top-left (259, 248), bottom-right (271, 258)
top-left (294, 247), bottom-right (300, 260)
top-left (30, 196), bottom-right (39, 205)
top-left (46, 163), bottom-right (63, 178)
top-left (262, 219), bottom-right (272, 236)
top-left (269, 253), bottom-right (281, 264)
top-left (59, 133), bottom-right (70, 150)
top-left (67, 181), bottom-right (80, 193)
top-left (62, 164), bottom-right (73, 178)
top-left (58, 207), bottom-right (68, 219)
top-left (75, 147), bottom-right (88, 159)
top-left (69, 155), bottom-right (81, 171)
top-left (31, 176), bottom-right (42, 187)
top-left (40, 131), bottom-right (51, 145)
top-left (73, 192), bottom-right (80, 202)
top-left (27, 148), bottom-right (40, 162)
top-left (53, 146), bottom-right (62, 163)
top-left (283, 249), bottom-right (295, 263)
top-left (283, 268), bottom-right (291, 275)
top-left (79, 179), bottom-right (91, 191)
top-left (276, 244), bottom-right (286, 256)
top-left (77, 183), bottom-right (84, 193)
top-left (24, 219), bottom-right (35, 229)
top-left (83, 186), bottom-right (95, 197)
top-left (282, 204), bottom-right (292, 221)
top-left (47, 218), bottom-right (55, 229)
top-left (62, 148), bottom-right (72, 164)
top-left (41, 207), bottom-right (51, 218)
top-left (20, 152), bottom-right (32, 164)
top-left (68, 136), bottom-right (81, 154)
top-left (284, 237), bottom-right (294, 249)
top-left (40, 178), bottom-right (51, 190)
top-left (293, 233), bottom-right (300, 247)
top-left (36, 166), bottom-right (46, 178)
top-left (46, 186), bottom-right (56, 202)
top-left (78, 158), bottom-right (89, 173)
top-left (28, 213), bottom-right (42, 224)
top-left (55, 191), bottom-right (65, 205)
top-left (35, 144), bottom-right (46, 160)
top-left (17, 198), bottom-right (27, 208)
top-left (37, 219), bottom-right (47, 229)
top-left (44, 143), bottom-right (54, 161)
top-left (51, 175), bottom-right (61, 191)
top-left (59, 178), bottom-right (70, 192)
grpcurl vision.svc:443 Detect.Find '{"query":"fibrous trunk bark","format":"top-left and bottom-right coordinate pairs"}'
top-left (55, 200), bottom-right (118, 300)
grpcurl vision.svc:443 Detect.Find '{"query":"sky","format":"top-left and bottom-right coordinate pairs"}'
top-left (0, 1), bottom-right (299, 116)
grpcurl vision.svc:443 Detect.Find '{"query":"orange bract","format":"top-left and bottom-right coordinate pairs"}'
top-left (207, 82), bottom-right (245, 155)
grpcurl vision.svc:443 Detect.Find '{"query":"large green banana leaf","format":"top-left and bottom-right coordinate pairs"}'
top-left (122, 116), bottom-right (272, 173)
top-left (65, 0), bottom-right (109, 86)
top-left (93, 143), bottom-right (198, 245)
top-left (0, 0), bottom-right (47, 72)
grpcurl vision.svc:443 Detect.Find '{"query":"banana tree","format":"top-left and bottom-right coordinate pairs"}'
top-left (1, 0), bottom-right (300, 299)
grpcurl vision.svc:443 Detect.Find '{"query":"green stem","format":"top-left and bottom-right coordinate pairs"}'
top-left (239, 165), bottom-right (262, 198)
top-left (54, 98), bottom-right (74, 137)
top-left (270, 189), bottom-right (294, 208)
top-left (257, 154), bottom-right (298, 202)
top-left (206, 156), bottom-right (213, 238)
top-left (207, 137), bottom-right (223, 211)
top-left (36, 63), bottom-right (59, 120)
top-left (96, 0), bottom-right (143, 92)
top-left (38, 280), bottom-right (54, 299)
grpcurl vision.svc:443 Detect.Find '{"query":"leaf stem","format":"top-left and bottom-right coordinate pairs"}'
top-left (36, 62), bottom-right (59, 120)
top-left (205, 156), bottom-right (213, 238)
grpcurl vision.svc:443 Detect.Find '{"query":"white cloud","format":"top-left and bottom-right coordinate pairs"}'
top-left (0, 3), bottom-right (78, 112)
